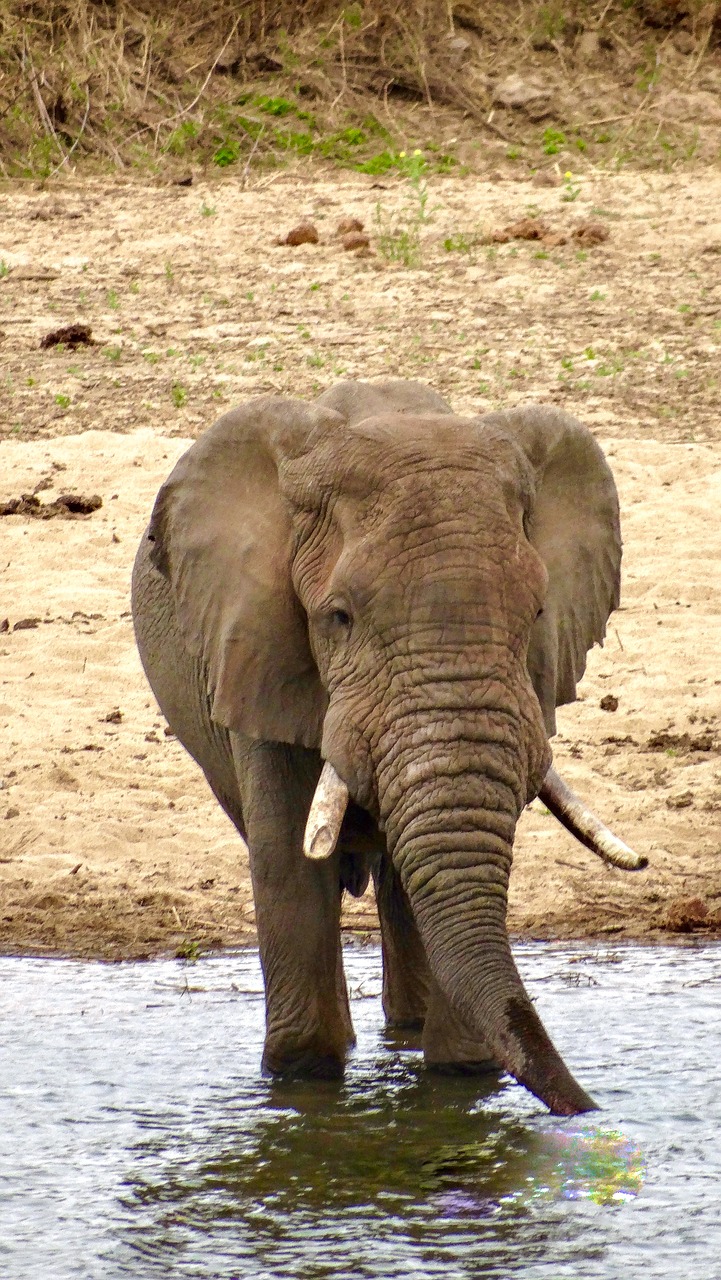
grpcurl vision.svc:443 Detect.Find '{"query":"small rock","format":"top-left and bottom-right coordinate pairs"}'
top-left (600, 694), bottom-right (619, 712)
top-left (13, 617), bottom-right (41, 630)
top-left (666, 791), bottom-right (694, 809)
top-left (276, 221), bottom-right (319, 246)
top-left (573, 221), bottom-right (610, 247)
top-left (0, 618), bottom-right (8, 633)
top-left (341, 231), bottom-right (371, 252)
top-left (542, 231), bottom-right (568, 248)
top-left (5, 807), bottom-right (19, 820)
top-left (337, 216), bottom-right (364, 235)
top-left (103, 708), bottom-right (123, 724)
top-left (492, 73), bottom-right (549, 111)
top-left (663, 896), bottom-right (712, 933)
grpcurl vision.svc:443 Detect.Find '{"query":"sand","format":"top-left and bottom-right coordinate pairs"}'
top-left (1, 164), bottom-right (720, 958)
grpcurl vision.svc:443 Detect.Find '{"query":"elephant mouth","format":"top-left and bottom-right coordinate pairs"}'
top-left (304, 760), bottom-right (647, 873)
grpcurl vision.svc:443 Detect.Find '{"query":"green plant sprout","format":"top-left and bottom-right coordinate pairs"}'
top-left (543, 127), bottom-right (566, 155)
top-left (561, 170), bottom-right (581, 202)
top-left (374, 149), bottom-right (435, 268)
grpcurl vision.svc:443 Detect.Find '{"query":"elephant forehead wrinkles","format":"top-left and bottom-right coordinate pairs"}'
top-left (326, 516), bottom-right (544, 635)
top-left (281, 414), bottom-right (534, 518)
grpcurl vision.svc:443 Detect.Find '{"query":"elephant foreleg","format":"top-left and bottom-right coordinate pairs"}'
top-left (374, 855), bottom-right (498, 1072)
top-left (373, 855), bottom-right (431, 1029)
top-left (422, 977), bottom-right (499, 1075)
top-left (233, 738), bottom-right (354, 1079)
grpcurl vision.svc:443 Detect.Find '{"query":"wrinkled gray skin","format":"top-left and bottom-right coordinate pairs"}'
top-left (132, 379), bottom-right (621, 1116)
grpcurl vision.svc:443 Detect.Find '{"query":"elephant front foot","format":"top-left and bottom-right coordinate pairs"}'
top-left (421, 980), bottom-right (499, 1075)
top-left (263, 1044), bottom-right (345, 1075)
top-left (262, 1033), bottom-right (348, 1080)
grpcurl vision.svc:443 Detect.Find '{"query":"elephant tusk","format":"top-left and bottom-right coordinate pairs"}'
top-left (303, 761), bottom-right (349, 860)
top-left (539, 765), bottom-right (648, 871)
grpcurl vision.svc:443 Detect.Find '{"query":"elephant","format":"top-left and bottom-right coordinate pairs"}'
top-left (132, 378), bottom-right (645, 1117)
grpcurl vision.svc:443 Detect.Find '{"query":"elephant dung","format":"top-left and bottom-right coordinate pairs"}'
top-left (276, 221), bottom-right (320, 246)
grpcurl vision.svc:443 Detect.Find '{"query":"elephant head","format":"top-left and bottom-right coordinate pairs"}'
top-left (146, 379), bottom-right (634, 1115)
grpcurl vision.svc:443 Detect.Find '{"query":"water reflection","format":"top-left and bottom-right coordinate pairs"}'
top-left (0, 942), bottom-right (719, 1280)
top-left (121, 1068), bottom-right (643, 1277)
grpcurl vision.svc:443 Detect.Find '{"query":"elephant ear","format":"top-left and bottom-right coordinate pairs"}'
top-left (147, 397), bottom-right (343, 747)
top-left (479, 405), bottom-right (621, 735)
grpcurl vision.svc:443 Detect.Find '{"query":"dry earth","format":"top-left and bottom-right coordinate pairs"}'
top-left (1, 163), bottom-right (720, 959)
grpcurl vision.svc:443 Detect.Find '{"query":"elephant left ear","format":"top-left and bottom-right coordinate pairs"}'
top-left (479, 405), bottom-right (621, 735)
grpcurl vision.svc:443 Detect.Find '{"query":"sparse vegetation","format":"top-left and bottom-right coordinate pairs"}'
top-left (373, 149), bottom-right (435, 268)
top-left (0, 1), bottom-right (718, 181)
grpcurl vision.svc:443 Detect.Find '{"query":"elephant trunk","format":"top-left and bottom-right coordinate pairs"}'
top-left (379, 725), bottom-right (597, 1117)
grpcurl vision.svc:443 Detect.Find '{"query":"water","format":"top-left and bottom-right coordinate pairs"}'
top-left (1, 942), bottom-right (720, 1280)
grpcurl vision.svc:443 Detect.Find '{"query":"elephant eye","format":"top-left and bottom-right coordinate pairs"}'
top-left (330, 608), bottom-right (352, 630)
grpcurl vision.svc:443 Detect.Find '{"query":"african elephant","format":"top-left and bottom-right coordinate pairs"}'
top-left (132, 378), bottom-right (642, 1116)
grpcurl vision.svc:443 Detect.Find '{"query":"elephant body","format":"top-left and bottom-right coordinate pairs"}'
top-left (132, 379), bottom-right (621, 1115)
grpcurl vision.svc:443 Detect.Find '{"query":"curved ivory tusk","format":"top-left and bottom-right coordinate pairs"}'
top-left (303, 761), bottom-right (349, 860)
top-left (539, 765), bottom-right (648, 871)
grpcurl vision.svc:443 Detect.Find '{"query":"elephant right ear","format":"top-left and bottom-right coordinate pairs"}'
top-left (147, 397), bottom-right (343, 747)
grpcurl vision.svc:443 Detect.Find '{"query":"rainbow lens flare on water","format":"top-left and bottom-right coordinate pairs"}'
top-left (424, 1122), bottom-right (644, 1216)
top-left (541, 1125), bottom-right (644, 1205)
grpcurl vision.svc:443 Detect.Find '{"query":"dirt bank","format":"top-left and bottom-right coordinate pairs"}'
top-left (1, 166), bottom-right (720, 958)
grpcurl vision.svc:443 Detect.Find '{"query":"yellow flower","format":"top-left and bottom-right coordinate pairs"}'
top-left (565, 170), bottom-right (573, 179)
top-left (399, 150), bottom-right (406, 158)
top-left (413, 148), bottom-right (422, 156)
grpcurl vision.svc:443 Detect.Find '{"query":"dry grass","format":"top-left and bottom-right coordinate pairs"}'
top-left (0, 1), bottom-right (720, 180)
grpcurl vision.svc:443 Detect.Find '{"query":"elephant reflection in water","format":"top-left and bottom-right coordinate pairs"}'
top-left (132, 378), bottom-right (645, 1116)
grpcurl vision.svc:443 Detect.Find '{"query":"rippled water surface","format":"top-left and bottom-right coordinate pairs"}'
top-left (1, 942), bottom-right (720, 1279)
